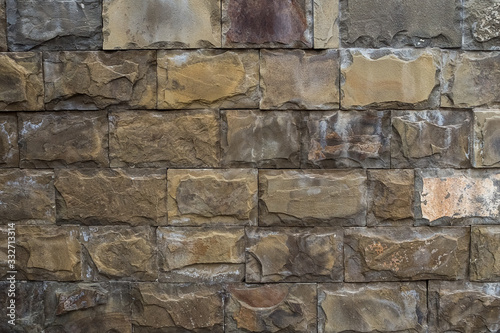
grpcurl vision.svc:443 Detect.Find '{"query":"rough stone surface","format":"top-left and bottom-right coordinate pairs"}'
top-left (391, 110), bottom-right (472, 168)
top-left (464, 0), bottom-right (500, 50)
top-left (344, 227), bottom-right (470, 282)
top-left (246, 227), bottom-right (343, 282)
top-left (302, 110), bottom-right (391, 168)
top-left (0, 0), bottom-right (6, 51)
top-left (341, 49), bottom-right (440, 110)
top-left (6, 0), bottom-right (102, 51)
top-left (19, 111), bottom-right (108, 168)
top-left (470, 227), bottom-right (500, 281)
top-left (109, 110), bottom-right (219, 168)
top-left (225, 284), bottom-right (317, 333)
top-left (314, 0), bottom-right (339, 48)
top-left (259, 170), bottom-right (367, 226)
top-left (158, 227), bottom-right (245, 283)
top-left (0, 282), bottom-right (45, 332)
top-left (473, 109), bottom-right (500, 167)
top-left (0, 52), bottom-right (44, 111)
top-left (44, 51), bottom-right (156, 110)
top-left (55, 169), bottom-right (167, 225)
top-left (222, 0), bottom-right (312, 48)
top-left (167, 169), bottom-right (258, 226)
top-left (261, 49), bottom-right (339, 110)
top-left (157, 50), bottom-right (259, 109)
top-left (319, 282), bottom-right (428, 333)
top-left (222, 110), bottom-right (301, 168)
top-left (0, 114), bottom-right (18, 167)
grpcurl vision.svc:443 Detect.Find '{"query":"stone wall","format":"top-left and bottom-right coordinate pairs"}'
top-left (1, 0), bottom-right (500, 332)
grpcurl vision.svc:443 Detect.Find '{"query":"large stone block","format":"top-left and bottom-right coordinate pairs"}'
top-left (0, 0), bottom-right (6, 51)
top-left (221, 110), bottom-right (301, 168)
top-left (0, 282), bottom-right (45, 332)
top-left (473, 109), bottom-right (500, 167)
top-left (0, 114), bottom-right (18, 167)
top-left (260, 49), bottom-right (339, 110)
top-left (464, 0), bottom-right (500, 50)
top-left (55, 169), bottom-right (167, 225)
top-left (471, 226), bottom-right (500, 281)
top-left (44, 51), bottom-right (156, 110)
top-left (314, 0), bottom-right (339, 48)
top-left (109, 110), bottom-right (219, 168)
top-left (157, 50), bottom-right (259, 109)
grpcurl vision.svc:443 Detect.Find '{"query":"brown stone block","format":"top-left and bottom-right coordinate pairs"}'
top-left (0, 114), bottom-right (18, 167)
top-left (314, 0), bottom-right (339, 48)
top-left (0, 1), bottom-right (6, 51)
top-left (0, 282), bottom-right (45, 332)
top-left (464, 0), bottom-right (500, 50)
top-left (473, 109), bottom-right (500, 167)
top-left (471, 226), bottom-right (500, 281)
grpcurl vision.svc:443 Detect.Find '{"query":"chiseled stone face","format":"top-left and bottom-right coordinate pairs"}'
top-left (344, 227), bottom-right (470, 282)
top-left (225, 284), bottom-right (317, 333)
top-left (391, 110), bottom-right (472, 168)
top-left (473, 110), bottom-right (500, 167)
top-left (470, 227), bottom-right (500, 281)
top-left (246, 227), bottom-right (343, 282)
top-left (260, 49), bottom-right (339, 110)
top-left (44, 51), bottom-right (156, 110)
top-left (314, 0), bottom-right (339, 48)
top-left (109, 110), bottom-right (219, 168)
top-left (319, 282), bottom-right (427, 333)
top-left (0, 114), bottom-right (18, 167)
top-left (103, 0), bottom-right (221, 49)
top-left (0, 282), bottom-right (45, 331)
top-left (157, 50), bottom-right (259, 109)
top-left (0, 1), bottom-right (6, 51)
top-left (464, 0), bottom-right (500, 50)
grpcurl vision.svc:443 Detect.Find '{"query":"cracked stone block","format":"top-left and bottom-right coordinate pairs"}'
top-left (260, 49), bottom-right (339, 110)
top-left (319, 282), bottom-right (428, 333)
top-left (6, 0), bottom-right (102, 51)
top-left (157, 50), bottom-right (259, 109)
top-left (103, 0), bottom-right (221, 49)
top-left (464, 0), bottom-right (500, 50)
top-left (222, 0), bottom-right (312, 48)
top-left (341, 49), bottom-right (440, 110)
top-left (44, 51), bottom-right (156, 110)
top-left (0, 1), bottom-right (6, 51)
top-left (0, 282), bottom-right (45, 332)
top-left (470, 226), bottom-right (500, 281)
top-left (109, 110), bottom-right (219, 168)
top-left (225, 283), bottom-right (317, 333)
top-left (55, 169), bottom-right (167, 226)
top-left (391, 110), bottom-right (472, 168)
top-left (221, 110), bottom-right (301, 168)
top-left (473, 109), bottom-right (500, 167)
top-left (344, 227), bottom-right (470, 282)
top-left (167, 169), bottom-right (257, 226)
top-left (19, 111), bottom-right (108, 168)
top-left (314, 0), bottom-right (339, 48)
top-left (157, 227), bottom-right (245, 283)
top-left (0, 114), bottom-right (18, 167)
top-left (246, 227), bottom-right (343, 283)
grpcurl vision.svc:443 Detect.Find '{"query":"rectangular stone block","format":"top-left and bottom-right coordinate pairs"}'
top-left (314, 0), bottom-right (339, 48)
top-left (167, 169), bottom-right (257, 226)
top-left (0, 0), bottom-right (6, 51)
top-left (0, 114), bottom-right (18, 167)
top-left (225, 284), bottom-right (317, 333)
top-left (246, 227), bottom-right (343, 283)
top-left (341, 49), bottom-right (440, 110)
top-left (471, 226), bottom-right (500, 281)
top-left (157, 227), bottom-right (245, 282)
top-left (463, 0), bottom-right (500, 50)
top-left (109, 110), bottom-right (219, 168)
top-left (55, 169), bottom-right (167, 226)
top-left (0, 282), bottom-right (45, 332)
top-left (222, 0), bottom-right (312, 48)
top-left (157, 50), bottom-right (259, 109)
top-left (6, 0), bottom-right (102, 51)
top-left (103, 0), bottom-right (221, 49)
top-left (319, 282), bottom-right (428, 333)
top-left (473, 109), bottom-right (500, 167)
top-left (344, 227), bottom-right (470, 282)
top-left (19, 111), bottom-right (108, 168)
top-left (44, 51), bottom-right (156, 110)
top-left (259, 170), bottom-right (367, 226)
top-left (260, 49), bottom-right (339, 110)
top-left (221, 110), bottom-right (301, 168)
top-left (302, 110), bottom-right (390, 168)
top-left (392, 110), bottom-right (472, 168)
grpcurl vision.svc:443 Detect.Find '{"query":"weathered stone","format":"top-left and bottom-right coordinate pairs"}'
top-left (81, 226), bottom-right (157, 281)
top-left (0, 114), bottom-right (18, 167)
top-left (344, 227), bottom-right (470, 282)
top-left (340, 0), bottom-right (461, 48)
top-left (302, 110), bottom-right (390, 168)
top-left (157, 227), bottom-right (245, 282)
top-left (0, 0), bottom-right (6, 51)
top-left (341, 49), bottom-right (440, 110)
top-left (319, 282), bottom-right (427, 333)
top-left (222, 110), bottom-right (301, 168)
top-left (314, 0), bottom-right (339, 48)
top-left (167, 169), bottom-right (257, 226)
top-left (157, 50), bottom-right (259, 109)
top-left (246, 227), bottom-right (343, 282)
top-left (0, 52), bottom-right (44, 111)
top-left (260, 170), bottom-right (366, 226)
top-left (473, 109), bottom-right (500, 167)
top-left (103, 0), bottom-right (221, 49)
top-left (19, 111), bottom-right (108, 168)
top-left (0, 169), bottom-right (55, 224)
top-left (225, 284), bottom-right (317, 333)
top-left (6, 0), bottom-right (102, 51)
top-left (470, 227), bottom-right (500, 281)
top-left (131, 283), bottom-right (224, 332)
top-left (222, 0), bottom-right (312, 48)
top-left (55, 169), bottom-right (166, 225)
top-left (44, 51), bottom-right (156, 110)
top-left (0, 282), bottom-right (45, 332)
top-left (429, 281), bottom-right (500, 333)
top-left (261, 49), bottom-right (339, 110)
top-left (392, 110), bottom-right (472, 168)
top-left (464, 0), bottom-right (500, 50)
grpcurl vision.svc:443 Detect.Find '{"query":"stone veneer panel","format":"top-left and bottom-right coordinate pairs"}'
top-left (470, 226), bottom-right (500, 281)
top-left (463, 0), bottom-right (500, 50)
top-left (313, 0), bottom-right (339, 48)
top-left (0, 114), bottom-right (18, 167)
top-left (473, 109), bottom-right (500, 167)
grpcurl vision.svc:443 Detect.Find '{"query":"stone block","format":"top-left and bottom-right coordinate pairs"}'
top-left (314, 0), bottom-right (339, 48)
top-left (471, 226), bottom-right (500, 281)
top-left (464, 0), bottom-right (500, 50)
top-left (0, 0), bottom-right (6, 51)
top-left (0, 282), bottom-right (45, 332)
top-left (0, 114), bottom-right (18, 167)
top-left (473, 109), bottom-right (500, 167)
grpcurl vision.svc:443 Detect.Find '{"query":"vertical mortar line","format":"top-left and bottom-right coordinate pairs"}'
top-left (311, 0), bottom-right (314, 49)
top-left (220, 0), bottom-right (223, 48)
top-left (426, 280), bottom-right (430, 331)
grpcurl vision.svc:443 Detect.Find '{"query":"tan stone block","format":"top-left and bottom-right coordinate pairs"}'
top-left (473, 109), bottom-right (500, 167)
top-left (470, 226), bottom-right (500, 281)
top-left (0, 114), bottom-right (18, 167)
top-left (314, 0), bottom-right (339, 48)
top-left (464, 0), bottom-right (500, 50)
top-left (0, 1), bottom-right (6, 51)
